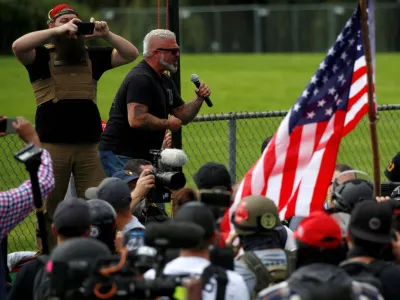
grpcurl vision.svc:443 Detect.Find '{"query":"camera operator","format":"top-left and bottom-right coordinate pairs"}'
top-left (232, 195), bottom-right (295, 297)
top-left (99, 29), bottom-right (211, 174)
top-left (36, 237), bottom-right (112, 300)
top-left (12, 3), bottom-right (139, 250)
top-left (85, 178), bottom-right (145, 235)
top-left (0, 117), bottom-right (54, 299)
top-left (144, 202), bottom-right (249, 300)
top-left (8, 197), bottom-right (91, 300)
top-left (123, 159), bottom-right (170, 221)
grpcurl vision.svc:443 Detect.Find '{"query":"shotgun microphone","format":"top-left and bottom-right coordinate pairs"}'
top-left (190, 74), bottom-right (213, 107)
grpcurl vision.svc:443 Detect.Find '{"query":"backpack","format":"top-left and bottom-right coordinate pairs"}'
top-left (238, 250), bottom-right (295, 293)
top-left (287, 265), bottom-right (355, 300)
top-left (201, 264), bottom-right (228, 300)
top-left (32, 255), bottom-right (50, 300)
top-left (340, 259), bottom-right (390, 294)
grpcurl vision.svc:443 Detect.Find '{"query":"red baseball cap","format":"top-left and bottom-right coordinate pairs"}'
top-left (48, 4), bottom-right (78, 24)
top-left (294, 211), bottom-right (343, 249)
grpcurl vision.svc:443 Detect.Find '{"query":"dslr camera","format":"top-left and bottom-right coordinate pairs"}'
top-left (147, 149), bottom-right (186, 203)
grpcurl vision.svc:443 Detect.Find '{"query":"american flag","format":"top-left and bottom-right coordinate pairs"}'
top-left (230, 4), bottom-right (375, 222)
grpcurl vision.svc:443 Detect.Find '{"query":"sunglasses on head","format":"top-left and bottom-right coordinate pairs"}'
top-left (156, 48), bottom-right (180, 55)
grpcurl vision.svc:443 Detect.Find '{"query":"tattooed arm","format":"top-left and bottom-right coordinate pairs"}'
top-left (128, 103), bottom-right (170, 130)
top-left (171, 97), bottom-right (204, 125)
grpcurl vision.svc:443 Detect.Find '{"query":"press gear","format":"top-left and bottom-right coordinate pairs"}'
top-left (32, 44), bottom-right (97, 106)
top-left (237, 250), bottom-right (296, 294)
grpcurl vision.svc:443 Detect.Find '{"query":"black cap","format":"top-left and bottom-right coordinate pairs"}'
top-left (385, 153), bottom-right (400, 182)
top-left (173, 202), bottom-right (216, 240)
top-left (53, 197), bottom-right (91, 237)
top-left (193, 162), bottom-right (232, 190)
top-left (85, 177), bottom-right (131, 211)
top-left (349, 201), bottom-right (393, 244)
top-left (112, 170), bottom-right (139, 184)
top-left (87, 199), bottom-right (117, 252)
top-left (49, 237), bottom-right (111, 263)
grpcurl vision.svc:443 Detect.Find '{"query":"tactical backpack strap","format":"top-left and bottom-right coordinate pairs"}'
top-left (279, 226), bottom-right (288, 248)
top-left (284, 250), bottom-right (297, 276)
top-left (33, 255), bottom-right (50, 300)
top-left (239, 251), bottom-right (274, 292)
top-left (202, 265), bottom-right (228, 300)
top-left (367, 259), bottom-right (392, 278)
top-left (339, 260), bottom-right (384, 294)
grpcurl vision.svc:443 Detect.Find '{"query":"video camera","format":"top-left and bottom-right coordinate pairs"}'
top-left (148, 149), bottom-right (187, 203)
top-left (381, 182), bottom-right (400, 198)
top-left (40, 222), bottom-right (205, 300)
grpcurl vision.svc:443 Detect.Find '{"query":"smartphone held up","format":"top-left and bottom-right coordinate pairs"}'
top-left (0, 117), bottom-right (17, 134)
top-left (77, 22), bottom-right (95, 35)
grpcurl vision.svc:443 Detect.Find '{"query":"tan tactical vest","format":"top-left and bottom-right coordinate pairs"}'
top-left (32, 44), bottom-right (97, 106)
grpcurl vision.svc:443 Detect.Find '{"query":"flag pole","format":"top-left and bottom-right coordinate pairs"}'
top-left (359, 0), bottom-right (380, 197)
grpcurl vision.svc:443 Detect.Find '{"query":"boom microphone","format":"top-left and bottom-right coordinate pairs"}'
top-left (160, 148), bottom-right (188, 168)
top-left (190, 74), bottom-right (213, 107)
top-left (144, 221), bottom-right (205, 249)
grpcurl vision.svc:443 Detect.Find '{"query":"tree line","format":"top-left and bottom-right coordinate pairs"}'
top-left (0, 0), bottom-right (398, 54)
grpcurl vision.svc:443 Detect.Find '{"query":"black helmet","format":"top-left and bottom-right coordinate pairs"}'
top-left (332, 178), bottom-right (374, 213)
top-left (87, 199), bottom-right (117, 252)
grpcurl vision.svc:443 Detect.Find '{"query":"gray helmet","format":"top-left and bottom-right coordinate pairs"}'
top-left (331, 170), bottom-right (374, 213)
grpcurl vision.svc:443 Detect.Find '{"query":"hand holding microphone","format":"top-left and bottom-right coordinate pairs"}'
top-left (190, 74), bottom-right (213, 107)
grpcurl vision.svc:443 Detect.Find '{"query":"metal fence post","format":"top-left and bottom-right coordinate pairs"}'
top-left (228, 118), bottom-right (237, 184)
top-left (253, 6), bottom-right (262, 53)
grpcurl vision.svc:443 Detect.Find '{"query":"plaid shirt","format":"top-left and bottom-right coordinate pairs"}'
top-left (257, 280), bottom-right (384, 300)
top-left (0, 149), bottom-right (54, 239)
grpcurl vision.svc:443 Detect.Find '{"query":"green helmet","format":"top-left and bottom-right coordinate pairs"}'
top-left (233, 195), bottom-right (281, 236)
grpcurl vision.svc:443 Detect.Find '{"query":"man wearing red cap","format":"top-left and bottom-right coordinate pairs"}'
top-left (12, 4), bottom-right (139, 250)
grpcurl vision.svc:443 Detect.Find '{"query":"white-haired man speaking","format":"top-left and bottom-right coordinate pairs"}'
top-left (99, 29), bottom-right (211, 176)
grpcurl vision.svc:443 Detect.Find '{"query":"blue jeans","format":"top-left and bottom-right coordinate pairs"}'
top-left (99, 150), bottom-right (165, 210)
top-left (99, 150), bottom-right (131, 177)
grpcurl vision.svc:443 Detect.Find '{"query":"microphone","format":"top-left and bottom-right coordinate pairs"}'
top-left (190, 74), bottom-right (213, 107)
top-left (160, 148), bottom-right (188, 168)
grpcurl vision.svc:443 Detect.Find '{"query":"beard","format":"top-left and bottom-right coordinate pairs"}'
top-left (52, 35), bottom-right (87, 64)
top-left (160, 54), bottom-right (178, 73)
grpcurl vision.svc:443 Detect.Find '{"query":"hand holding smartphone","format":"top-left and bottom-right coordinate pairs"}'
top-left (0, 117), bottom-right (17, 134)
top-left (77, 22), bottom-right (95, 35)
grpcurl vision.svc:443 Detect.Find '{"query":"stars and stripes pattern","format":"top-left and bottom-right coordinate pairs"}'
top-left (230, 4), bottom-right (374, 222)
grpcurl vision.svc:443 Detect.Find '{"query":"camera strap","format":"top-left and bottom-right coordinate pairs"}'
top-left (201, 264), bottom-right (228, 300)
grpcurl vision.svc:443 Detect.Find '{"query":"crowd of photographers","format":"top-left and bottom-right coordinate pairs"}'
top-left (3, 123), bottom-right (400, 300)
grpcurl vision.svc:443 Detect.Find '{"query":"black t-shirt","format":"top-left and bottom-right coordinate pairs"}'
top-left (99, 60), bottom-right (184, 160)
top-left (7, 258), bottom-right (41, 300)
top-left (25, 45), bottom-right (113, 143)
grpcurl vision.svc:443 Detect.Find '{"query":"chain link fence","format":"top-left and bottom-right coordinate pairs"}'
top-left (2, 105), bottom-right (400, 253)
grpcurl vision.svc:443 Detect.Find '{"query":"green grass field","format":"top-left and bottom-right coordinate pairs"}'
top-left (1, 53), bottom-right (400, 252)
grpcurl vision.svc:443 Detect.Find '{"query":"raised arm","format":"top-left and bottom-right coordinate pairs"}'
top-left (87, 17), bottom-right (139, 68)
top-left (172, 82), bottom-right (211, 124)
top-left (12, 18), bottom-right (79, 65)
top-left (0, 118), bottom-right (55, 239)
